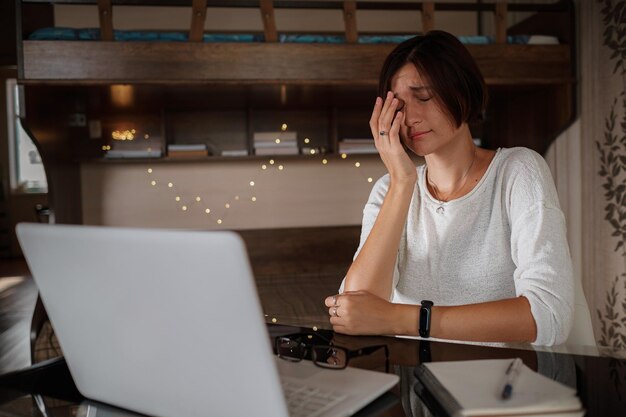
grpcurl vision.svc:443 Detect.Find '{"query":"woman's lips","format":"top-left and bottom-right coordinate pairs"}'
top-left (410, 130), bottom-right (431, 140)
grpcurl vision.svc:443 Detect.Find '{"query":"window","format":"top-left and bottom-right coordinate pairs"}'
top-left (6, 79), bottom-right (47, 193)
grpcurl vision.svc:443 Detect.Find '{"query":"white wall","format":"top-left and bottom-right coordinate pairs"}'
top-left (81, 155), bottom-right (393, 229)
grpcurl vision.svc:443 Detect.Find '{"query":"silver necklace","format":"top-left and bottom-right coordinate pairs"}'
top-left (427, 146), bottom-right (477, 214)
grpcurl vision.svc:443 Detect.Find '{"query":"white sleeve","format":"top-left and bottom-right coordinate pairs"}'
top-left (338, 175), bottom-right (401, 299)
top-left (507, 150), bottom-right (574, 346)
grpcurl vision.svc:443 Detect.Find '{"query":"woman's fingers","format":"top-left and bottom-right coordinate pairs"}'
top-left (370, 97), bottom-right (383, 140)
top-left (324, 295), bottom-right (333, 307)
top-left (370, 97), bottom-right (384, 141)
top-left (369, 97), bottom-right (383, 129)
top-left (389, 110), bottom-right (405, 148)
top-left (379, 91), bottom-right (395, 120)
top-left (379, 95), bottom-right (398, 138)
top-left (324, 294), bottom-right (341, 307)
top-left (371, 92), bottom-right (393, 137)
top-left (373, 92), bottom-right (396, 142)
top-left (330, 317), bottom-right (343, 326)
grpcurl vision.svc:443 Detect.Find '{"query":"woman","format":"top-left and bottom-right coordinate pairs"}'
top-left (325, 31), bottom-right (573, 346)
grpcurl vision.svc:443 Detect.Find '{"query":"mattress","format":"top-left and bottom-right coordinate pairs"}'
top-left (28, 28), bottom-right (552, 45)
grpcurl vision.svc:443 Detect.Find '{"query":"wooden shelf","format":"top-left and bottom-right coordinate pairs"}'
top-left (79, 153), bottom-right (381, 164)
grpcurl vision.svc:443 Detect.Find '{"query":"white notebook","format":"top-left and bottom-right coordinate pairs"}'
top-left (414, 359), bottom-right (583, 417)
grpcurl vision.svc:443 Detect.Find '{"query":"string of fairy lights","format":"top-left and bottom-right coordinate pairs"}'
top-left (103, 123), bottom-right (379, 328)
top-left (105, 124), bottom-right (376, 226)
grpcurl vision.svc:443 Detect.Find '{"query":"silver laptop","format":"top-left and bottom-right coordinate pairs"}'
top-left (17, 223), bottom-right (399, 417)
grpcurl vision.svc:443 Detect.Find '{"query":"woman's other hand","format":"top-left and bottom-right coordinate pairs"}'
top-left (370, 91), bottom-right (417, 184)
top-left (325, 290), bottom-right (399, 335)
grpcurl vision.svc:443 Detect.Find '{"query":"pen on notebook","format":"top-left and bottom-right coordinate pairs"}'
top-left (501, 358), bottom-right (523, 400)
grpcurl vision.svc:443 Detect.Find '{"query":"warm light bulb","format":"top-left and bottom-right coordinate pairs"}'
top-left (271, 317), bottom-right (277, 323)
top-left (341, 153), bottom-right (347, 159)
top-left (262, 164), bottom-right (267, 170)
top-left (250, 181), bottom-right (255, 187)
top-left (205, 208), bottom-right (211, 214)
top-left (225, 203), bottom-right (230, 208)
top-left (144, 134), bottom-right (150, 139)
top-left (181, 206), bottom-right (187, 211)
top-left (278, 165), bottom-right (284, 170)
top-left (101, 145), bottom-right (107, 151)
top-left (151, 180), bottom-right (156, 186)
top-left (235, 196), bottom-right (240, 200)
top-left (251, 196), bottom-right (257, 202)
top-left (195, 196), bottom-right (201, 202)
top-left (312, 326), bottom-right (318, 331)
top-left (355, 162), bottom-right (361, 167)
top-left (131, 129), bottom-right (136, 134)
top-left (281, 123), bottom-right (288, 131)
top-left (217, 219), bottom-right (223, 224)
top-left (322, 159), bottom-right (328, 165)
top-left (147, 168), bottom-right (152, 173)
top-left (368, 177), bottom-right (373, 183)
top-left (168, 182), bottom-right (173, 188)
top-left (275, 138), bottom-right (281, 144)
top-left (269, 159), bottom-right (275, 165)
top-left (310, 149), bottom-right (316, 155)
top-left (111, 130), bottom-right (135, 141)
top-left (175, 196), bottom-right (181, 202)
top-left (304, 138), bottom-right (310, 144)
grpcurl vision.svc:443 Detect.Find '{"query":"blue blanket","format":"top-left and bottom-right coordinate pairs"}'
top-left (28, 28), bottom-right (531, 44)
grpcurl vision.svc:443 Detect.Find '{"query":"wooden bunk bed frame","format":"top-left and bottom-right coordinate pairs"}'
top-left (14, 0), bottom-right (577, 228)
top-left (17, 0), bottom-right (575, 86)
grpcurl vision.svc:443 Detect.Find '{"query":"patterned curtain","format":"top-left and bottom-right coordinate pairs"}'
top-left (581, 0), bottom-right (626, 354)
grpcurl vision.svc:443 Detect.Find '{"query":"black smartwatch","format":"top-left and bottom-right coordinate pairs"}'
top-left (419, 300), bottom-right (434, 338)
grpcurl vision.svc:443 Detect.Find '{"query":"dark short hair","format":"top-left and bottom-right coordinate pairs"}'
top-left (378, 30), bottom-right (488, 127)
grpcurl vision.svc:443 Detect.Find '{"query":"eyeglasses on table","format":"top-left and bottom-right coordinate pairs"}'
top-left (275, 332), bottom-right (390, 373)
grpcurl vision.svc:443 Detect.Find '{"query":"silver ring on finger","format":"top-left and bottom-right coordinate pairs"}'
top-left (332, 307), bottom-right (339, 317)
top-left (379, 130), bottom-right (387, 136)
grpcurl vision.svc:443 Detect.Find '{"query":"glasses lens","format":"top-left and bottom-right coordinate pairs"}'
top-left (312, 346), bottom-right (347, 369)
top-left (276, 337), bottom-right (305, 361)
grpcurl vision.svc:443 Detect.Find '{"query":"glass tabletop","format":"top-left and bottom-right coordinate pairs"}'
top-left (1, 322), bottom-right (625, 417)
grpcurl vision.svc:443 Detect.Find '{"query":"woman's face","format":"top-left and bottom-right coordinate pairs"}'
top-left (390, 63), bottom-right (467, 157)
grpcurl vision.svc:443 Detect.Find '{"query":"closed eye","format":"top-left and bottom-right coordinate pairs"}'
top-left (396, 98), bottom-right (406, 112)
top-left (408, 85), bottom-right (433, 103)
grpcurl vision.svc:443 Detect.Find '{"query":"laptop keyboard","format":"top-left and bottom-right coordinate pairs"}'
top-left (282, 380), bottom-right (347, 417)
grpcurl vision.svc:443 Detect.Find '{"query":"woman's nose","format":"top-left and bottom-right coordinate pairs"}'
top-left (403, 103), bottom-right (423, 126)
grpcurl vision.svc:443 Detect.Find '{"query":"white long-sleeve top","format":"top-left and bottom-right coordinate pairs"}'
top-left (344, 147), bottom-right (574, 346)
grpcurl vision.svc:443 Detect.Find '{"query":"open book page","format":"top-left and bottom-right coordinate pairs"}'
top-left (416, 359), bottom-right (582, 416)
